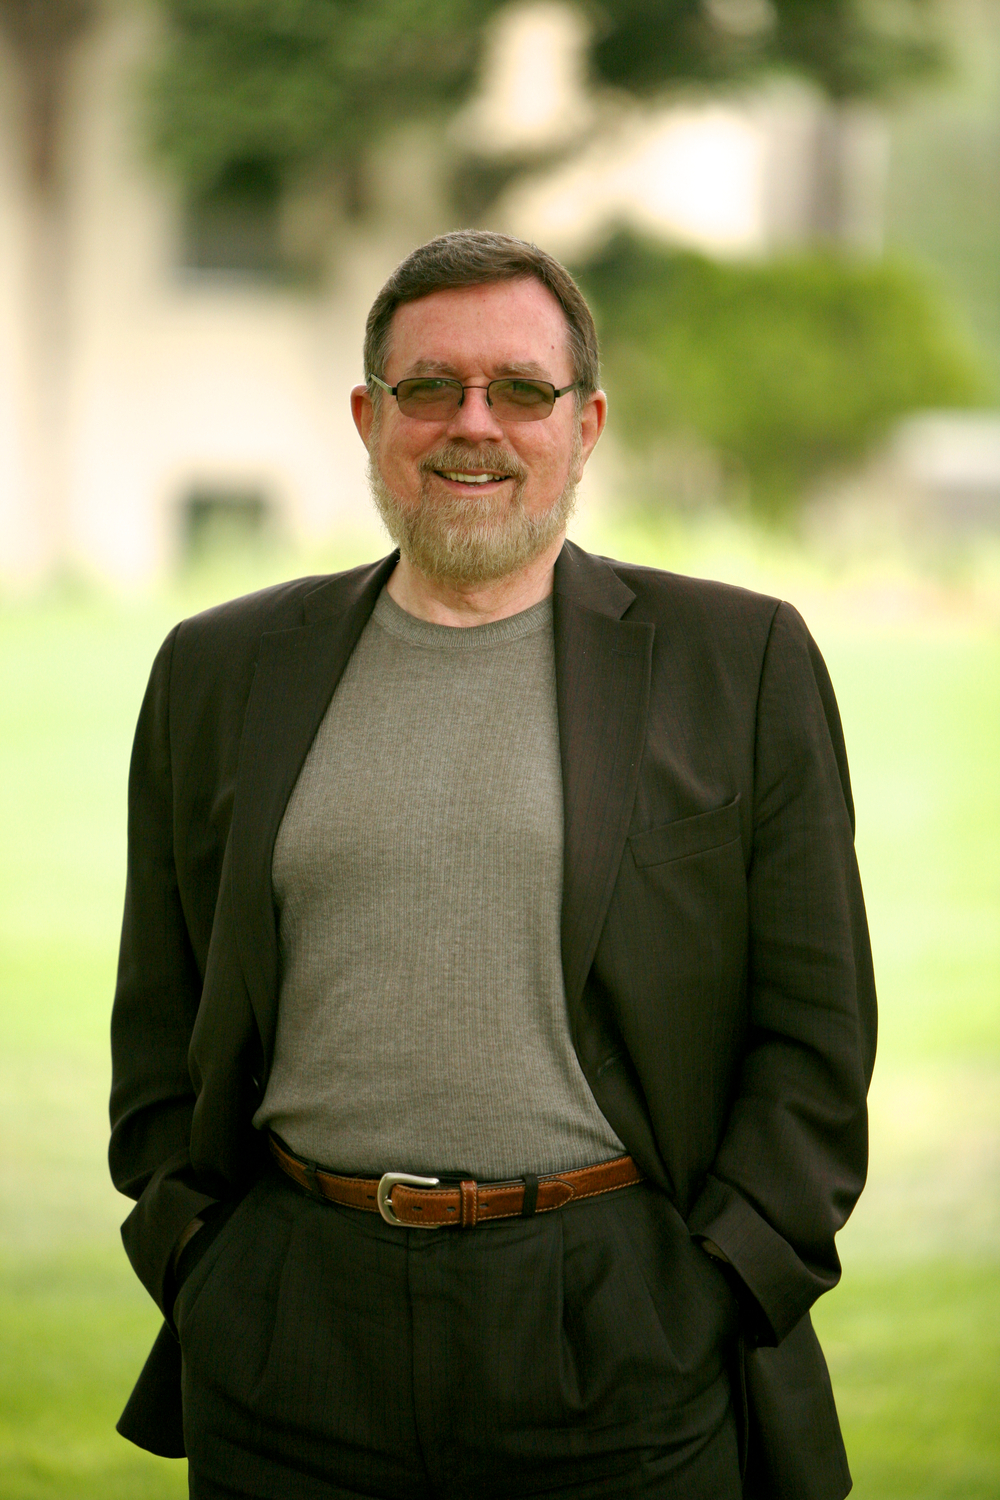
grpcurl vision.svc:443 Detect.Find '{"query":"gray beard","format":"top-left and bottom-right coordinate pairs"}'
top-left (367, 432), bottom-right (580, 587)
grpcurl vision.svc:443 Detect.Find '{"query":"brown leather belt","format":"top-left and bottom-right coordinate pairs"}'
top-left (269, 1133), bottom-right (643, 1229)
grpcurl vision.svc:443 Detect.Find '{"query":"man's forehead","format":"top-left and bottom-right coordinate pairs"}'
top-left (403, 356), bottom-right (554, 381)
top-left (386, 279), bottom-right (571, 376)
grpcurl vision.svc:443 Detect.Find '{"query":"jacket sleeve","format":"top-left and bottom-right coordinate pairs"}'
top-left (688, 602), bottom-right (877, 1345)
top-left (109, 626), bottom-right (220, 1317)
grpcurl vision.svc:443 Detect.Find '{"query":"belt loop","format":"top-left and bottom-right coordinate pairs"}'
top-left (521, 1173), bottom-right (539, 1218)
top-left (302, 1157), bottom-right (321, 1198)
top-left (460, 1179), bottom-right (478, 1227)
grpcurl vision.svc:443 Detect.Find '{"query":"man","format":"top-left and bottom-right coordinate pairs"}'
top-left (110, 230), bottom-right (876, 1499)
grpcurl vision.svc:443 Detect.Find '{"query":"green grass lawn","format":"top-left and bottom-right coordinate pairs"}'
top-left (1, 526), bottom-right (997, 1497)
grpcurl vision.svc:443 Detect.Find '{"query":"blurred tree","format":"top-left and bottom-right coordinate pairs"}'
top-left (149, 0), bottom-right (508, 213)
top-left (576, 231), bottom-right (992, 519)
top-left (149, 0), bottom-right (946, 239)
top-left (590, 0), bottom-right (941, 100)
top-left (0, 0), bottom-right (97, 187)
top-left (0, 0), bottom-right (98, 561)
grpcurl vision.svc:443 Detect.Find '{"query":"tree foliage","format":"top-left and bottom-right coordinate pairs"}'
top-left (589, 0), bottom-right (943, 103)
top-left (575, 232), bottom-right (991, 518)
top-left (149, 0), bottom-right (946, 195)
top-left (150, 0), bottom-right (508, 193)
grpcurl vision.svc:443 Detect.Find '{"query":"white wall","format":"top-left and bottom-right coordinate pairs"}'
top-left (0, 2), bottom-right (401, 588)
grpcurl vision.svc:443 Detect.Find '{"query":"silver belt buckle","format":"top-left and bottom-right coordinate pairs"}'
top-left (377, 1171), bottom-right (440, 1227)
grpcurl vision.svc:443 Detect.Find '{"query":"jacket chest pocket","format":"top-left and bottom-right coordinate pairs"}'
top-left (615, 796), bottom-right (748, 1030)
top-left (628, 796), bottom-right (742, 869)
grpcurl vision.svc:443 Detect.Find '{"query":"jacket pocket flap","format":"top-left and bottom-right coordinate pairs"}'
top-left (629, 796), bottom-right (741, 868)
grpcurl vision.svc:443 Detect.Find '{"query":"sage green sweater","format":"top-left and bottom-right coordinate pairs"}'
top-left (254, 587), bottom-right (623, 1179)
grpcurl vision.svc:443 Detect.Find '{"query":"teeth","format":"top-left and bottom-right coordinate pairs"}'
top-left (440, 471), bottom-right (505, 484)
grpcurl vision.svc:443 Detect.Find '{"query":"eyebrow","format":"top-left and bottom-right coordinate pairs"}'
top-left (401, 358), bottom-right (555, 381)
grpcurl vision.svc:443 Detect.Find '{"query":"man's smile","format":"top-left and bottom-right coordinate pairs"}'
top-left (417, 444), bottom-right (527, 499)
top-left (434, 468), bottom-right (511, 488)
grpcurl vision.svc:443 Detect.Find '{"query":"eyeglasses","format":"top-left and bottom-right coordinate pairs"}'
top-left (367, 373), bottom-right (579, 422)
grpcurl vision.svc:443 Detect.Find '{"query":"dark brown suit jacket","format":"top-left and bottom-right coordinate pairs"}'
top-left (110, 541), bottom-right (876, 1496)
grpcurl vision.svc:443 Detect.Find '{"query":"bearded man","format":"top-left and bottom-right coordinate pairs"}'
top-left (110, 230), bottom-right (876, 1500)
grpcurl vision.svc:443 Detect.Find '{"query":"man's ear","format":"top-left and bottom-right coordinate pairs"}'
top-left (351, 384), bottom-right (375, 447)
top-left (577, 389), bottom-right (608, 476)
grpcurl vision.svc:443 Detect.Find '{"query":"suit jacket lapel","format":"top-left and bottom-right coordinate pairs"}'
top-left (553, 542), bottom-right (654, 1023)
top-left (228, 554), bottom-right (398, 1064)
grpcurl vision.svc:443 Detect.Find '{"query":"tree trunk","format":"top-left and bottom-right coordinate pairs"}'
top-left (807, 97), bottom-right (888, 252)
top-left (0, 0), bottom-right (96, 578)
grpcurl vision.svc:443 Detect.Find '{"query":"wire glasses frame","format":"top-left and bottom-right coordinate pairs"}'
top-left (367, 373), bottom-right (579, 422)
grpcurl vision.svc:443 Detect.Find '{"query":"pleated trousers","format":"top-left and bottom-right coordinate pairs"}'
top-left (178, 1169), bottom-right (743, 1499)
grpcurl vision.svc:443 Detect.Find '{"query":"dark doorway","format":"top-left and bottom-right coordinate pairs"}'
top-left (183, 158), bottom-right (283, 277)
top-left (181, 486), bottom-right (274, 564)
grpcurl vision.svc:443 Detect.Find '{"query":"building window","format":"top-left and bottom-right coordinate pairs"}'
top-left (182, 159), bottom-right (282, 277)
top-left (181, 487), bottom-right (274, 564)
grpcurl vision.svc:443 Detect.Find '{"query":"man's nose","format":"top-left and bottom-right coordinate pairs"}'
top-left (444, 386), bottom-right (507, 443)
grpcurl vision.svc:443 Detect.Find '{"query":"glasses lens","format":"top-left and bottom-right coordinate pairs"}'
top-left (394, 378), bottom-right (463, 419)
top-left (489, 379), bottom-right (556, 421)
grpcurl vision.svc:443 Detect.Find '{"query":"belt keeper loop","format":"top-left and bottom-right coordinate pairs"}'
top-left (460, 1180), bottom-right (478, 1227)
top-left (521, 1173), bottom-right (539, 1218)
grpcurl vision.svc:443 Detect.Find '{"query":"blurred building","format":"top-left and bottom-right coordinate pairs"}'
top-left (0, 0), bottom-right (890, 587)
top-left (471, 3), bottom-right (887, 262)
top-left (0, 1), bottom-right (392, 588)
top-left (889, 412), bottom-right (1000, 532)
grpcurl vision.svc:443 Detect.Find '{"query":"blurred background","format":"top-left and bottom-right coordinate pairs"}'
top-left (0, 0), bottom-right (997, 1495)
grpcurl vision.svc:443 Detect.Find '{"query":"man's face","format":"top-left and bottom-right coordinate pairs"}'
top-left (352, 278), bottom-right (606, 586)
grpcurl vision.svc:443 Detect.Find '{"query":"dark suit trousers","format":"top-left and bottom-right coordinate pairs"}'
top-left (177, 1168), bottom-right (742, 1499)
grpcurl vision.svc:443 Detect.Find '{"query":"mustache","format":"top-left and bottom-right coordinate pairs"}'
top-left (418, 444), bottom-right (527, 482)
